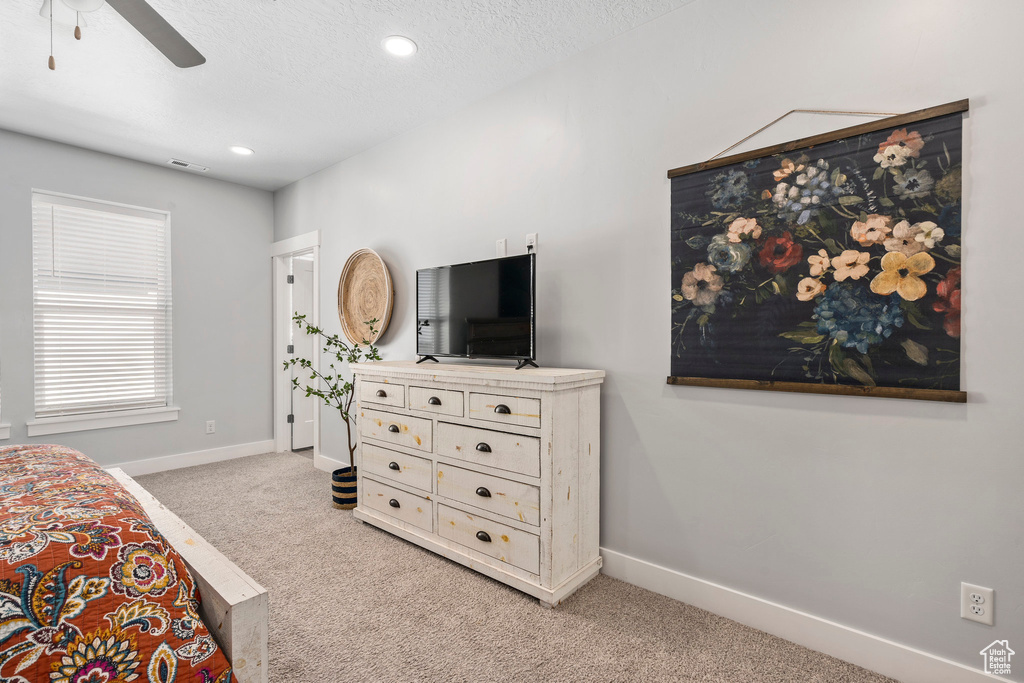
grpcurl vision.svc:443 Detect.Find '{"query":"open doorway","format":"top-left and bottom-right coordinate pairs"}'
top-left (272, 232), bottom-right (320, 462)
top-left (289, 251), bottom-right (316, 452)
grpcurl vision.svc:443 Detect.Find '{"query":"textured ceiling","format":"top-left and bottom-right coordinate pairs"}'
top-left (0, 0), bottom-right (693, 190)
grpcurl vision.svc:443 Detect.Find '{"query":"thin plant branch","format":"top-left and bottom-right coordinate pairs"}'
top-left (284, 315), bottom-right (382, 467)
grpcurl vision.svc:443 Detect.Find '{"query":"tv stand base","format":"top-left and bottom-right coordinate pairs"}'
top-left (416, 355), bottom-right (440, 364)
top-left (515, 359), bottom-right (539, 370)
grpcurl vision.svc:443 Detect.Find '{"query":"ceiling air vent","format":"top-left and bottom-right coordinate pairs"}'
top-left (167, 158), bottom-right (209, 172)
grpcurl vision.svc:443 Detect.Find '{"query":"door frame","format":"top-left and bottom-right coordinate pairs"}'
top-left (272, 231), bottom-right (320, 462)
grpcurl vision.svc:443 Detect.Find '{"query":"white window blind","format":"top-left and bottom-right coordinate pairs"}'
top-left (32, 191), bottom-right (172, 418)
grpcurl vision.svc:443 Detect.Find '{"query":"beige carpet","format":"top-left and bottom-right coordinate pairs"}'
top-left (137, 453), bottom-right (895, 683)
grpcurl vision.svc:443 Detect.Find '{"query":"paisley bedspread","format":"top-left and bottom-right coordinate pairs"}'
top-left (0, 444), bottom-right (232, 683)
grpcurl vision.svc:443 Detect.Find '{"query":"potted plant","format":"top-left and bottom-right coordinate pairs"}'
top-left (284, 314), bottom-right (381, 509)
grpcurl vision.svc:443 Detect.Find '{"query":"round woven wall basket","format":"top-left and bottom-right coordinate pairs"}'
top-left (338, 249), bottom-right (394, 345)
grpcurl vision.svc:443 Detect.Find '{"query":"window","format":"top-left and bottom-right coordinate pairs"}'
top-left (28, 191), bottom-right (175, 436)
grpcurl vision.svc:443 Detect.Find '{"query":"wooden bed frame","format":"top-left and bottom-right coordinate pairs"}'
top-left (108, 468), bottom-right (269, 683)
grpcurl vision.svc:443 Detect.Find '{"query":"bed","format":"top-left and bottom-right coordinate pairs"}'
top-left (0, 444), bottom-right (268, 683)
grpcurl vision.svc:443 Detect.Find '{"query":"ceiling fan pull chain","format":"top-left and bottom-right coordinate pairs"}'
top-left (48, 0), bottom-right (55, 70)
top-left (75, 12), bottom-right (82, 40)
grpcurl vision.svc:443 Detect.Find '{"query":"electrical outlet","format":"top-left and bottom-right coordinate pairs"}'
top-left (526, 232), bottom-right (538, 252)
top-left (205, 420), bottom-right (216, 435)
top-left (961, 582), bottom-right (994, 625)
top-left (496, 238), bottom-right (507, 257)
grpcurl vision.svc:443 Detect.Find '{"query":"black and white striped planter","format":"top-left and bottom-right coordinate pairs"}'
top-left (332, 466), bottom-right (357, 509)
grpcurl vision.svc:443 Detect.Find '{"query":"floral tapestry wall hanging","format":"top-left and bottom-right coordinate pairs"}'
top-left (668, 100), bottom-right (967, 402)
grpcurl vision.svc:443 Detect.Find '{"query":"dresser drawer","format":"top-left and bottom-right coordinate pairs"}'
top-left (408, 386), bottom-right (464, 417)
top-left (438, 504), bottom-right (539, 574)
top-left (468, 392), bottom-right (541, 429)
top-left (436, 422), bottom-right (540, 477)
top-left (438, 463), bottom-right (540, 526)
top-left (361, 443), bottom-right (432, 493)
top-left (359, 380), bottom-right (405, 409)
top-left (362, 477), bottom-right (433, 532)
top-left (360, 408), bottom-right (433, 452)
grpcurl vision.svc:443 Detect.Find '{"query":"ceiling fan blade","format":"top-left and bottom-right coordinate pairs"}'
top-left (104, 0), bottom-right (206, 68)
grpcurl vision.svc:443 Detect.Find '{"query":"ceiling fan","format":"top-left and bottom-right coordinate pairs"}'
top-left (41, 0), bottom-right (205, 69)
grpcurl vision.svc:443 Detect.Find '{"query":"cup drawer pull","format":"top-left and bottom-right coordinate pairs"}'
top-left (388, 498), bottom-right (400, 508)
top-left (428, 396), bottom-right (442, 405)
top-left (475, 442), bottom-right (491, 453)
top-left (475, 531), bottom-right (491, 543)
top-left (388, 461), bottom-right (400, 471)
top-left (376, 389), bottom-right (388, 397)
top-left (494, 404), bottom-right (511, 414)
top-left (388, 424), bottom-right (400, 433)
top-left (475, 487), bottom-right (491, 498)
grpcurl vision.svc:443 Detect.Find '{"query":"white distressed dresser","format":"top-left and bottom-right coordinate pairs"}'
top-left (350, 361), bottom-right (604, 607)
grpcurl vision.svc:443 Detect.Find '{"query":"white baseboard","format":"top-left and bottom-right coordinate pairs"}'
top-left (600, 548), bottom-right (1000, 683)
top-left (110, 439), bottom-right (277, 477)
top-left (314, 452), bottom-right (349, 474)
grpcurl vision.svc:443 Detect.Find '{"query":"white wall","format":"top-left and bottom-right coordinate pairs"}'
top-left (274, 0), bottom-right (1023, 674)
top-left (0, 129), bottom-right (274, 466)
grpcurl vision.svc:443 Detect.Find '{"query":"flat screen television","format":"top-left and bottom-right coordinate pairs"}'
top-left (416, 253), bottom-right (535, 364)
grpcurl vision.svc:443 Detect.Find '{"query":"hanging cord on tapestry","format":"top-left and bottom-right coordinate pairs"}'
top-left (707, 109), bottom-right (902, 162)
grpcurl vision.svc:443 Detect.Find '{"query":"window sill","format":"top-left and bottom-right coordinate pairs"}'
top-left (26, 406), bottom-right (179, 437)
top-left (0, 424), bottom-right (9, 440)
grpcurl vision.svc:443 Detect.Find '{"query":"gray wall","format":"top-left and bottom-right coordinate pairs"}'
top-left (0, 129), bottom-right (274, 466)
top-left (274, 0), bottom-right (1024, 672)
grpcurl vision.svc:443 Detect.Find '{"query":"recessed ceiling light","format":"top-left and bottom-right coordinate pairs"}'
top-left (382, 35), bottom-right (417, 57)
top-left (230, 146), bottom-right (255, 156)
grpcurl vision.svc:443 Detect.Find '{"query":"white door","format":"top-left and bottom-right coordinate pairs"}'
top-left (290, 257), bottom-right (316, 450)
